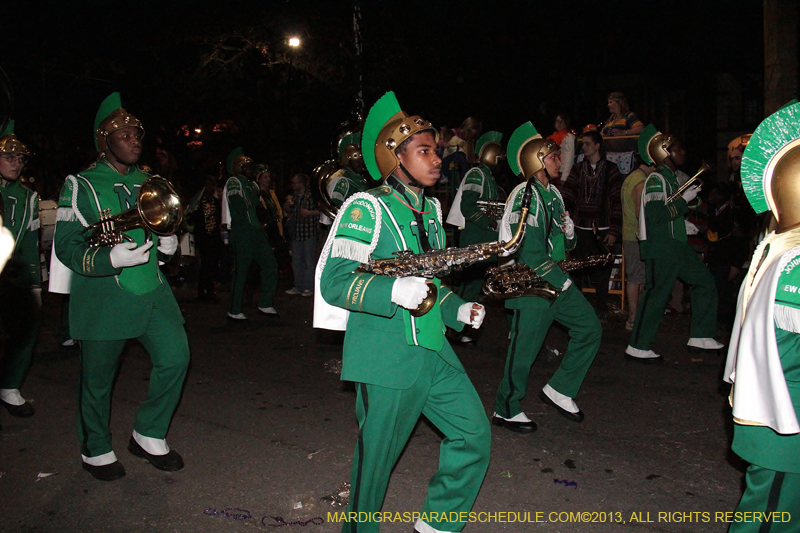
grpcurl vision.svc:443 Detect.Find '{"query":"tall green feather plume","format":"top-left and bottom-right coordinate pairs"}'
top-left (638, 123), bottom-right (659, 165)
top-left (94, 93), bottom-right (122, 150)
top-left (507, 122), bottom-right (539, 177)
top-left (226, 147), bottom-right (244, 176)
top-left (741, 101), bottom-right (800, 214)
top-left (475, 131), bottom-right (503, 158)
top-left (0, 119), bottom-right (15, 138)
top-left (362, 92), bottom-right (401, 181)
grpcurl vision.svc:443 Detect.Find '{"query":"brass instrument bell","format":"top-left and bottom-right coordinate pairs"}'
top-left (667, 161), bottom-right (711, 202)
top-left (88, 176), bottom-right (182, 247)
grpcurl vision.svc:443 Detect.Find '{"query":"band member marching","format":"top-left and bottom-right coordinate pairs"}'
top-left (315, 91), bottom-right (489, 533)
top-left (447, 131), bottom-right (505, 344)
top-left (222, 147), bottom-right (279, 319)
top-left (328, 132), bottom-right (368, 209)
top-left (492, 122), bottom-right (600, 432)
top-left (625, 125), bottom-right (723, 362)
top-left (0, 120), bottom-right (40, 422)
top-left (54, 93), bottom-right (189, 480)
top-left (723, 101), bottom-right (800, 529)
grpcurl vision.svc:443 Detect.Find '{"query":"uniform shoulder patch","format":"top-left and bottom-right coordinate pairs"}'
top-left (776, 250), bottom-right (800, 309)
top-left (335, 196), bottom-right (378, 246)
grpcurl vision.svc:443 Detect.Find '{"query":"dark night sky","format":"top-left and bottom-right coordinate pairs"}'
top-left (1, 0), bottom-right (765, 194)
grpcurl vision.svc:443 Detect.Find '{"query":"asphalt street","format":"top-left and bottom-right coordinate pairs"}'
top-left (0, 279), bottom-right (747, 532)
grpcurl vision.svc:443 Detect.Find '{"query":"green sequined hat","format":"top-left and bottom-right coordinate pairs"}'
top-left (94, 92), bottom-right (143, 152)
top-left (506, 122), bottom-right (539, 177)
top-left (475, 131), bottom-right (503, 159)
top-left (741, 100), bottom-right (800, 214)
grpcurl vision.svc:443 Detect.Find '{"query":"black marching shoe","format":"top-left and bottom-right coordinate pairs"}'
top-left (1, 399), bottom-right (35, 418)
top-left (82, 460), bottom-right (126, 481)
top-left (491, 414), bottom-right (537, 433)
top-left (128, 437), bottom-right (184, 471)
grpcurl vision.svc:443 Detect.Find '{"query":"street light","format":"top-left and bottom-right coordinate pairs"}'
top-left (288, 36), bottom-right (300, 48)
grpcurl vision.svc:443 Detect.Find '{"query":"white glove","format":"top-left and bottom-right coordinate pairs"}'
top-left (685, 220), bottom-right (699, 235)
top-left (681, 184), bottom-right (701, 203)
top-left (31, 286), bottom-right (42, 308)
top-left (157, 234), bottom-right (179, 255)
top-left (561, 278), bottom-right (573, 292)
top-left (391, 277), bottom-right (429, 310)
top-left (458, 303), bottom-right (486, 329)
top-left (562, 215), bottom-right (575, 239)
top-left (110, 240), bottom-right (154, 268)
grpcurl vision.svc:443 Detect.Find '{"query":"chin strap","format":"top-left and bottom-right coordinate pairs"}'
top-left (398, 162), bottom-right (423, 188)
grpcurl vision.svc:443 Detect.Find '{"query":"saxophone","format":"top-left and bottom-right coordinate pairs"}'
top-left (476, 200), bottom-right (506, 220)
top-left (483, 254), bottom-right (613, 302)
top-left (359, 179), bottom-right (535, 316)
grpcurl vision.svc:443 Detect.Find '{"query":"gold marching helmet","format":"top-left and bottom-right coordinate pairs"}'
top-left (638, 124), bottom-right (675, 167)
top-left (0, 119), bottom-right (30, 157)
top-left (506, 122), bottom-right (558, 179)
top-left (94, 93), bottom-right (144, 152)
top-left (362, 92), bottom-right (437, 181)
top-left (226, 147), bottom-right (253, 177)
top-left (475, 131), bottom-right (505, 169)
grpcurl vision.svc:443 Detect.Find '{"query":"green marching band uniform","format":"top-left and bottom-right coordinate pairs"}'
top-left (52, 93), bottom-right (189, 479)
top-left (446, 131), bottom-right (503, 304)
top-left (0, 120), bottom-right (40, 417)
top-left (625, 125), bottom-right (720, 361)
top-left (492, 122), bottom-right (600, 429)
top-left (222, 147), bottom-right (279, 319)
top-left (724, 101), bottom-right (800, 531)
top-left (314, 92), bottom-right (490, 533)
top-left (329, 132), bottom-right (368, 208)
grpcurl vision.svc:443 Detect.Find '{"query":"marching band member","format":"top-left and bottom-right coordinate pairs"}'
top-left (0, 120), bottom-right (40, 422)
top-left (447, 131), bottom-right (504, 344)
top-left (315, 92), bottom-right (489, 533)
top-left (222, 147), bottom-right (279, 318)
top-left (492, 122), bottom-right (600, 432)
top-left (328, 132), bottom-right (368, 209)
top-left (54, 93), bottom-right (189, 480)
top-left (625, 125), bottom-right (722, 362)
top-left (724, 101), bottom-right (800, 529)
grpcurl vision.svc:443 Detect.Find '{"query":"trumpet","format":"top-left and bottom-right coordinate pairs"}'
top-left (86, 176), bottom-right (182, 247)
top-left (359, 179), bottom-right (535, 316)
top-left (667, 161), bottom-right (711, 202)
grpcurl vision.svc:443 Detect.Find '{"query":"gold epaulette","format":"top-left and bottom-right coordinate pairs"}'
top-left (368, 185), bottom-right (392, 197)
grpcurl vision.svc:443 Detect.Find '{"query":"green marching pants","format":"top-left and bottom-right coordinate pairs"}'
top-left (78, 306), bottom-right (190, 458)
top-left (629, 242), bottom-right (717, 351)
top-left (0, 281), bottom-right (41, 389)
top-left (729, 465), bottom-right (800, 533)
top-left (229, 230), bottom-right (278, 315)
top-left (344, 353), bottom-right (491, 533)
top-left (494, 285), bottom-right (600, 419)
